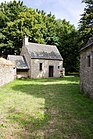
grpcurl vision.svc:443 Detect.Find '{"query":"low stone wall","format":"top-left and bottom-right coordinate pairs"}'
top-left (17, 71), bottom-right (29, 78)
top-left (0, 58), bottom-right (16, 86)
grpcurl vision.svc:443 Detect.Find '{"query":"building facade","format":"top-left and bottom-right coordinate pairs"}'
top-left (7, 55), bottom-right (29, 78)
top-left (8, 37), bottom-right (64, 78)
top-left (80, 37), bottom-right (93, 98)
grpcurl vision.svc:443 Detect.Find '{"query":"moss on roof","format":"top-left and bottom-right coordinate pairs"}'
top-left (25, 42), bottom-right (63, 60)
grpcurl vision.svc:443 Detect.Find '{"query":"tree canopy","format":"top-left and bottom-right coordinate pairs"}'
top-left (79, 0), bottom-right (93, 46)
top-left (0, 0), bottom-right (80, 72)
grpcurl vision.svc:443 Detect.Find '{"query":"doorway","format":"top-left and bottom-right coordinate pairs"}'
top-left (49, 66), bottom-right (54, 77)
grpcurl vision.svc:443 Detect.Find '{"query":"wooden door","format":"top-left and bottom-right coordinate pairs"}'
top-left (49, 66), bottom-right (54, 77)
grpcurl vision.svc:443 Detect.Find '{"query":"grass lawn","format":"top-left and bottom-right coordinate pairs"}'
top-left (0, 76), bottom-right (93, 139)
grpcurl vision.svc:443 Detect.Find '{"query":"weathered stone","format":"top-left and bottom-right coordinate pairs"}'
top-left (0, 58), bottom-right (16, 86)
top-left (80, 37), bottom-right (93, 98)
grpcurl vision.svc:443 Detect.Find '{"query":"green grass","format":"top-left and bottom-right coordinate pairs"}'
top-left (0, 76), bottom-right (93, 139)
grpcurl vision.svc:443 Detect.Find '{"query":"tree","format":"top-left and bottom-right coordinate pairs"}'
top-left (0, 0), bottom-right (27, 56)
top-left (0, 0), bottom-right (80, 72)
top-left (1, 7), bottom-right (59, 56)
top-left (56, 19), bottom-right (80, 72)
top-left (79, 0), bottom-right (93, 46)
top-left (44, 13), bottom-right (59, 45)
top-left (0, 0), bottom-right (27, 21)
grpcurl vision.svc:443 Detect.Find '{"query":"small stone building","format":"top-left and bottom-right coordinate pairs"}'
top-left (80, 37), bottom-right (93, 98)
top-left (7, 55), bottom-right (29, 78)
top-left (0, 58), bottom-right (16, 86)
top-left (8, 37), bottom-right (64, 78)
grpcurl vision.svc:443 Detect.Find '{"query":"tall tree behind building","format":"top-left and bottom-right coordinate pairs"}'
top-left (79, 0), bottom-right (93, 47)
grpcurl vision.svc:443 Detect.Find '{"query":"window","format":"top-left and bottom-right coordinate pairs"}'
top-left (58, 66), bottom-right (60, 69)
top-left (39, 63), bottom-right (42, 71)
top-left (87, 55), bottom-right (91, 67)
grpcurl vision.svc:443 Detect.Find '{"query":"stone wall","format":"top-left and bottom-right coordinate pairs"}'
top-left (80, 45), bottom-right (93, 98)
top-left (21, 46), bottom-right (31, 76)
top-left (17, 71), bottom-right (29, 78)
top-left (31, 59), bottom-right (63, 78)
top-left (21, 44), bottom-right (64, 78)
top-left (0, 63), bottom-right (16, 86)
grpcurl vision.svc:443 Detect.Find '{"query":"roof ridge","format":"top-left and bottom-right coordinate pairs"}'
top-left (80, 37), bottom-right (93, 51)
top-left (29, 42), bottom-right (56, 47)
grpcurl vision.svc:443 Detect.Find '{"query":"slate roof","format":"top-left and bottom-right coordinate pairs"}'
top-left (80, 37), bottom-right (93, 51)
top-left (25, 43), bottom-right (63, 60)
top-left (7, 55), bottom-right (29, 69)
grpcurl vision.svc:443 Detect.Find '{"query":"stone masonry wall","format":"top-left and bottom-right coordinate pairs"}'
top-left (17, 71), bottom-right (29, 78)
top-left (31, 59), bottom-right (63, 78)
top-left (21, 46), bottom-right (31, 76)
top-left (0, 65), bottom-right (16, 86)
top-left (80, 45), bottom-right (93, 98)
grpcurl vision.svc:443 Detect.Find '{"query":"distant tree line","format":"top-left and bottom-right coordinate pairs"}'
top-left (0, 0), bottom-right (92, 72)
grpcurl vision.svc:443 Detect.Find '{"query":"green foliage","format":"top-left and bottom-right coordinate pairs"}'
top-left (0, 0), bottom-right (27, 56)
top-left (0, 10), bottom-right (9, 28)
top-left (0, 77), bottom-right (93, 138)
top-left (79, 0), bottom-right (93, 46)
top-left (0, 0), bottom-right (80, 71)
top-left (56, 19), bottom-right (80, 71)
top-left (0, 0), bottom-right (27, 21)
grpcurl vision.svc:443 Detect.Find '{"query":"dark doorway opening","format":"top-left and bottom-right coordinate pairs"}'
top-left (49, 66), bottom-right (54, 77)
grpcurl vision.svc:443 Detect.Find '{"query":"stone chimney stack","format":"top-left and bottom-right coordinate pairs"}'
top-left (23, 36), bottom-right (29, 46)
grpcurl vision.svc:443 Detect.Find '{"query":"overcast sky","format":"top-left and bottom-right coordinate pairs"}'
top-left (0, 0), bottom-right (85, 28)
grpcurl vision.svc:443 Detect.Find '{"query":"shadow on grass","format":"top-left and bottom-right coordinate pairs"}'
top-left (6, 77), bottom-right (93, 138)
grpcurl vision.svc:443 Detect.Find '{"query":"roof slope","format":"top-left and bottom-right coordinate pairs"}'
top-left (7, 55), bottom-right (29, 69)
top-left (80, 37), bottom-right (93, 51)
top-left (25, 43), bottom-right (63, 60)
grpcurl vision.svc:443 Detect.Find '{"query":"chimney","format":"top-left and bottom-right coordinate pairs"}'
top-left (23, 36), bottom-right (29, 46)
